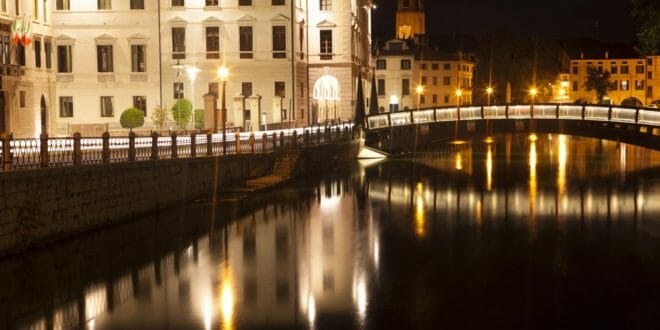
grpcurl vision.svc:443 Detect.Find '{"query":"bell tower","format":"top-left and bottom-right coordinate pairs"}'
top-left (396, 0), bottom-right (426, 43)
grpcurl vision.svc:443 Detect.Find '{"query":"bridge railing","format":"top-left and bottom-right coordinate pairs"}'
top-left (0, 123), bottom-right (355, 171)
top-left (366, 104), bottom-right (660, 130)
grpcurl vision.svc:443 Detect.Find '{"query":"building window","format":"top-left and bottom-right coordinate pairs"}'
top-left (432, 94), bottom-right (437, 103)
top-left (621, 80), bottom-right (629, 91)
top-left (173, 82), bottom-right (184, 99)
top-left (97, 45), bottom-right (113, 72)
top-left (172, 27), bottom-right (185, 59)
top-left (613, 80), bottom-right (618, 90)
top-left (400, 59), bottom-right (411, 70)
top-left (56, 0), bottom-right (69, 10)
top-left (59, 96), bottom-right (73, 117)
top-left (205, 0), bottom-right (218, 5)
top-left (34, 39), bottom-right (41, 68)
top-left (376, 59), bottom-right (386, 70)
top-left (320, 30), bottom-right (332, 60)
top-left (205, 26), bottom-right (220, 59)
top-left (19, 91), bottom-right (25, 108)
top-left (131, 44), bottom-right (146, 72)
top-left (133, 96), bottom-right (147, 115)
top-left (572, 81), bottom-right (578, 91)
top-left (239, 0), bottom-right (251, 5)
top-left (636, 65), bottom-right (644, 74)
top-left (272, 26), bottom-right (286, 59)
top-left (57, 45), bottom-right (72, 73)
top-left (420, 95), bottom-right (425, 104)
top-left (421, 63), bottom-right (427, 70)
top-left (97, 0), bottom-right (111, 10)
top-left (444, 94), bottom-right (449, 103)
top-left (648, 71), bottom-right (653, 79)
top-left (443, 63), bottom-right (450, 70)
top-left (242, 82), bottom-right (252, 96)
top-left (320, 0), bottom-right (331, 10)
top-left (100, 96), bottom-right (114, 117)
top-left (171, 0), bottom-right (184, 6)
top-left (377, 79), bottom-right (385, 96)
top-left (648, 86), bottom-right (653, 98)
top-left (402, 79), bottom-right (410, 96)
top-left (610, 65), bottom-right (617, 74)
top-left (571, 66), bottom-right (578, 74)
top-left (239, 26), bottom-right (253, 59)
top-left (635, 80), bottom-right (644, 90)
top-left (421, 76), bottom-right (427, 85)
top-left (130, 0), bottom-right (144, 9)
top-left (272, 0), bottom-right (284, 4)
top-left (275, 81), bottom-right (285, 98)
top-left (16, 43), bottom-right (25, 66)
top-left (621, 65), bottom-right (629, 74)
top-left (44, 39), bottom-right (51, 69)
top-left (1, 0), bottom-right (5, 12)
top-left (443, 76), bottom-right (450, 85)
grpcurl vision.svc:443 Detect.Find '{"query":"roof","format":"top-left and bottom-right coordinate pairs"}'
top-left (558, 38), bottom-right (642, 60)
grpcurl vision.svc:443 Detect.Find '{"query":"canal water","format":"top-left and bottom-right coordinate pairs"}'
top-left (3, 134), bottom-right (660, 329)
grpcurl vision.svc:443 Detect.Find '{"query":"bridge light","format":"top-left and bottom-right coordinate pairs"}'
top-left (455, 89), bottom-right (463, 97)
top-left (416, 85), bottom-right (424, 95)
top-left (390, 94), bottom-right (399, 105)
top-left (529, 88), bottom-right (538, 97)
top-left (486, 87), bottom-right (493, 95)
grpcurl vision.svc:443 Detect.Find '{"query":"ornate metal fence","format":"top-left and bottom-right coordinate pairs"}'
top-left (0, 123), bottom-right (355, 171)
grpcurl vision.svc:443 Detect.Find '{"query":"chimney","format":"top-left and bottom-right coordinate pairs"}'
top-left (605, 51), bottom-right (609, 59)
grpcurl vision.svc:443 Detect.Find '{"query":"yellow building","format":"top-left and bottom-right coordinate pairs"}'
top-left (396, 0), bottom-right (425, 43)
top-left (568, 48), bottom-right (660, 107)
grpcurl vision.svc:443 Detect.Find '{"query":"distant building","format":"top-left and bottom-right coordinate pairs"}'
top-left (373, 0), bottom-right (475, 112)
top-left (561, 39), bottom-right (660, 106)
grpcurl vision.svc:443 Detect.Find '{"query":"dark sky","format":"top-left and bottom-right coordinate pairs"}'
top-left (373, 0), bottom-right (637, 44)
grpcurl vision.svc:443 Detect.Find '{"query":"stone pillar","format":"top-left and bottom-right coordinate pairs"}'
top-left (73, 132), bottom-right (82, 165)
top-left (203, 93), bottom-right (218, 132)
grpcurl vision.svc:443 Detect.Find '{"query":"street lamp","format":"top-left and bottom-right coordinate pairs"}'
top-left (529, 87), bottom-right (538, 118)
top-left (218, 66), bottom-right (229, 155)
top-left (389, 94), bottom-right (399, 113)
top-left (415, 85), bottom-right (424, 111)
top-left (186, 65), bottom-right (201, 131)
top-left (455, 88), bottom-right (463, 120)
top-left (486, 86), bottom-right (494, 106)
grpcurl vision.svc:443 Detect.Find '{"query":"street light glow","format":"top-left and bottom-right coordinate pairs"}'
top-left (218, 66), bottom-right (229, 81)
top-left (529, 88), bottom-right (538, 96)
top-left (416, 85), bottom-right (424, 95)
top-left (455, 89), bottom-right (463, 97)
top-left (486, 87), bottom-right (493, 94)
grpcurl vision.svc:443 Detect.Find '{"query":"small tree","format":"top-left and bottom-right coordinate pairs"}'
top-left (151, 105), bottom-right (169, 129)
top-left (584, 67), bottom-right (615, 103)
top-left (120, 108), bottom-right (145, 131)
top-left (194, 109), bottom-right (205, 130)
top-left (171, 98), bottom-right (193, 130)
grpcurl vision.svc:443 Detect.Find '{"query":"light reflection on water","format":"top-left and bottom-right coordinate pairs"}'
top-left (9, 134), bottom-right (660, 329)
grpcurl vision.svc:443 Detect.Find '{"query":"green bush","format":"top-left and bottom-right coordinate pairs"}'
top-left (151, 105), bottom-right (169, 129)
top-left (194, 109), bottom-right (204, 129)
top-left (120, 108), bottom-right (145, 131)
top-left (171, 98), bottom-right (193, 130)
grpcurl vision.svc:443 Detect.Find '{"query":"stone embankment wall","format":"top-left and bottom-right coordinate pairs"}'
top-left (0, 141), bottom-right (360, 256)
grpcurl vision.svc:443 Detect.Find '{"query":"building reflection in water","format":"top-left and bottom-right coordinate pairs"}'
top-left (12, 134), bottom-right (660, 330)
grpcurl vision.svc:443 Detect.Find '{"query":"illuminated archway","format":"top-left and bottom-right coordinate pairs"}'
top-left (621, 97), bottom-right (642, 107)
top-left (313, 75), bottom-right (340, 123)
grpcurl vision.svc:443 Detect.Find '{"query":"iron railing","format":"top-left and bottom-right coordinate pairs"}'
top-left (0, 124), bottom-right (356, 172)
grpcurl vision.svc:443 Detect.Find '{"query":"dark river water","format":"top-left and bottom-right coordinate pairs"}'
top-left (3, 134), bottom-right (660, 330)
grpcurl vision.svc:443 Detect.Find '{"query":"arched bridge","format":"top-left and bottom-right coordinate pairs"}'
top-left (365, 104), bottom-right (660, 152)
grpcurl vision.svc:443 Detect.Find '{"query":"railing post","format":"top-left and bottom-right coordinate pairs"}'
top-left (272, 132), bottom-right (278, 151)
top-left (1, 132), bottom-right (12, 171)
top-left (262, 133), bottom-right (267, 152)
top-left (171, 132), bottom-right (178, 158)
top-left (280, 132), bottom-right (285, 148)
top-left (581, 104), bottom-right (586, 120)
top-left (128, 131), bottom-right (136, 161)
top-left (608, 106), bottom-right (613, 121)
top-left (249, 132), bottom-right (255, 153)
top-left (317, 127), bottom-right (321, 145)
top-left (190, 132), bottom-right (197, 158)
top-left (151, 132), bottom-right (159, 160)
top-left (556, 104), bottom-right (560, 119)
top-left (102, 132), bottom-right (110, 163)
top-left (73, 132), bottom-right (82, 165)
top-left (505, 105), bottom-right (509, 119)
top-left (292, 130), bottom-right (297, 147)
top-left (39, 132), bottom-right (49, 168)
top-left (305, 129), bottom-right (310, 146)
top-left (206, 131), bottom-right (213, 156)
top-left (635, 108), bottom-right (640, 124)
top-left (235, 131), bottom-right (241, 154)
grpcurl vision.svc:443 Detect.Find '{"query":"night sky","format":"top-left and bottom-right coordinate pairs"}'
top-left (373, 0), bottom-right (637, 44)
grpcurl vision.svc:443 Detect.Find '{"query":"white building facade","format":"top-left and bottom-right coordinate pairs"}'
top-left (0, 0), bottom-right (374, 138)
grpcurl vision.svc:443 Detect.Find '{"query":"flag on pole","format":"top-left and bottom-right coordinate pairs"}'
top-left (21, 15), bottom-right (32, 46)
top-left (10, 18), bottom-right (23, 45)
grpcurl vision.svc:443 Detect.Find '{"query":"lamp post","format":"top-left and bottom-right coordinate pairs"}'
top-left (486, 86), bottom-right (493, 106)
top-left (218, 66), bottom-right (229, 155)
top-left (529, 87), bottom-right (538, 117)
top-left (186, 65), bottom-right (200, 131)
top-left (455, 88), bottom-right (463, 120)
top-left (415, 85), bottom-right (424, 112)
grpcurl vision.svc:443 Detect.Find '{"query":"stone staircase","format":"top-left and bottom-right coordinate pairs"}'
top-left (271, 149), bottom-right (301, 179)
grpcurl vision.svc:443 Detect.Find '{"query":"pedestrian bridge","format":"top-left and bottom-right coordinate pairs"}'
top-left (365, 104), bottom-right (660, 152)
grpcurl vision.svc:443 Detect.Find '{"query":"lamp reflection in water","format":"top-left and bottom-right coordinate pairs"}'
top-left (219, 265), bottom-right (234, 330)
top-left (529, 134), bottom-right (538, 234)
top-left (486, 145), bottom-right (493, 191)
top-left (307, 295), bottom-right (316, 325)
top-left (455, 153), bottom-right (463, 171)
top-left (415, 182), bottom-right (426, 237)
top-left (558, 135), bottom-right (568, 196)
